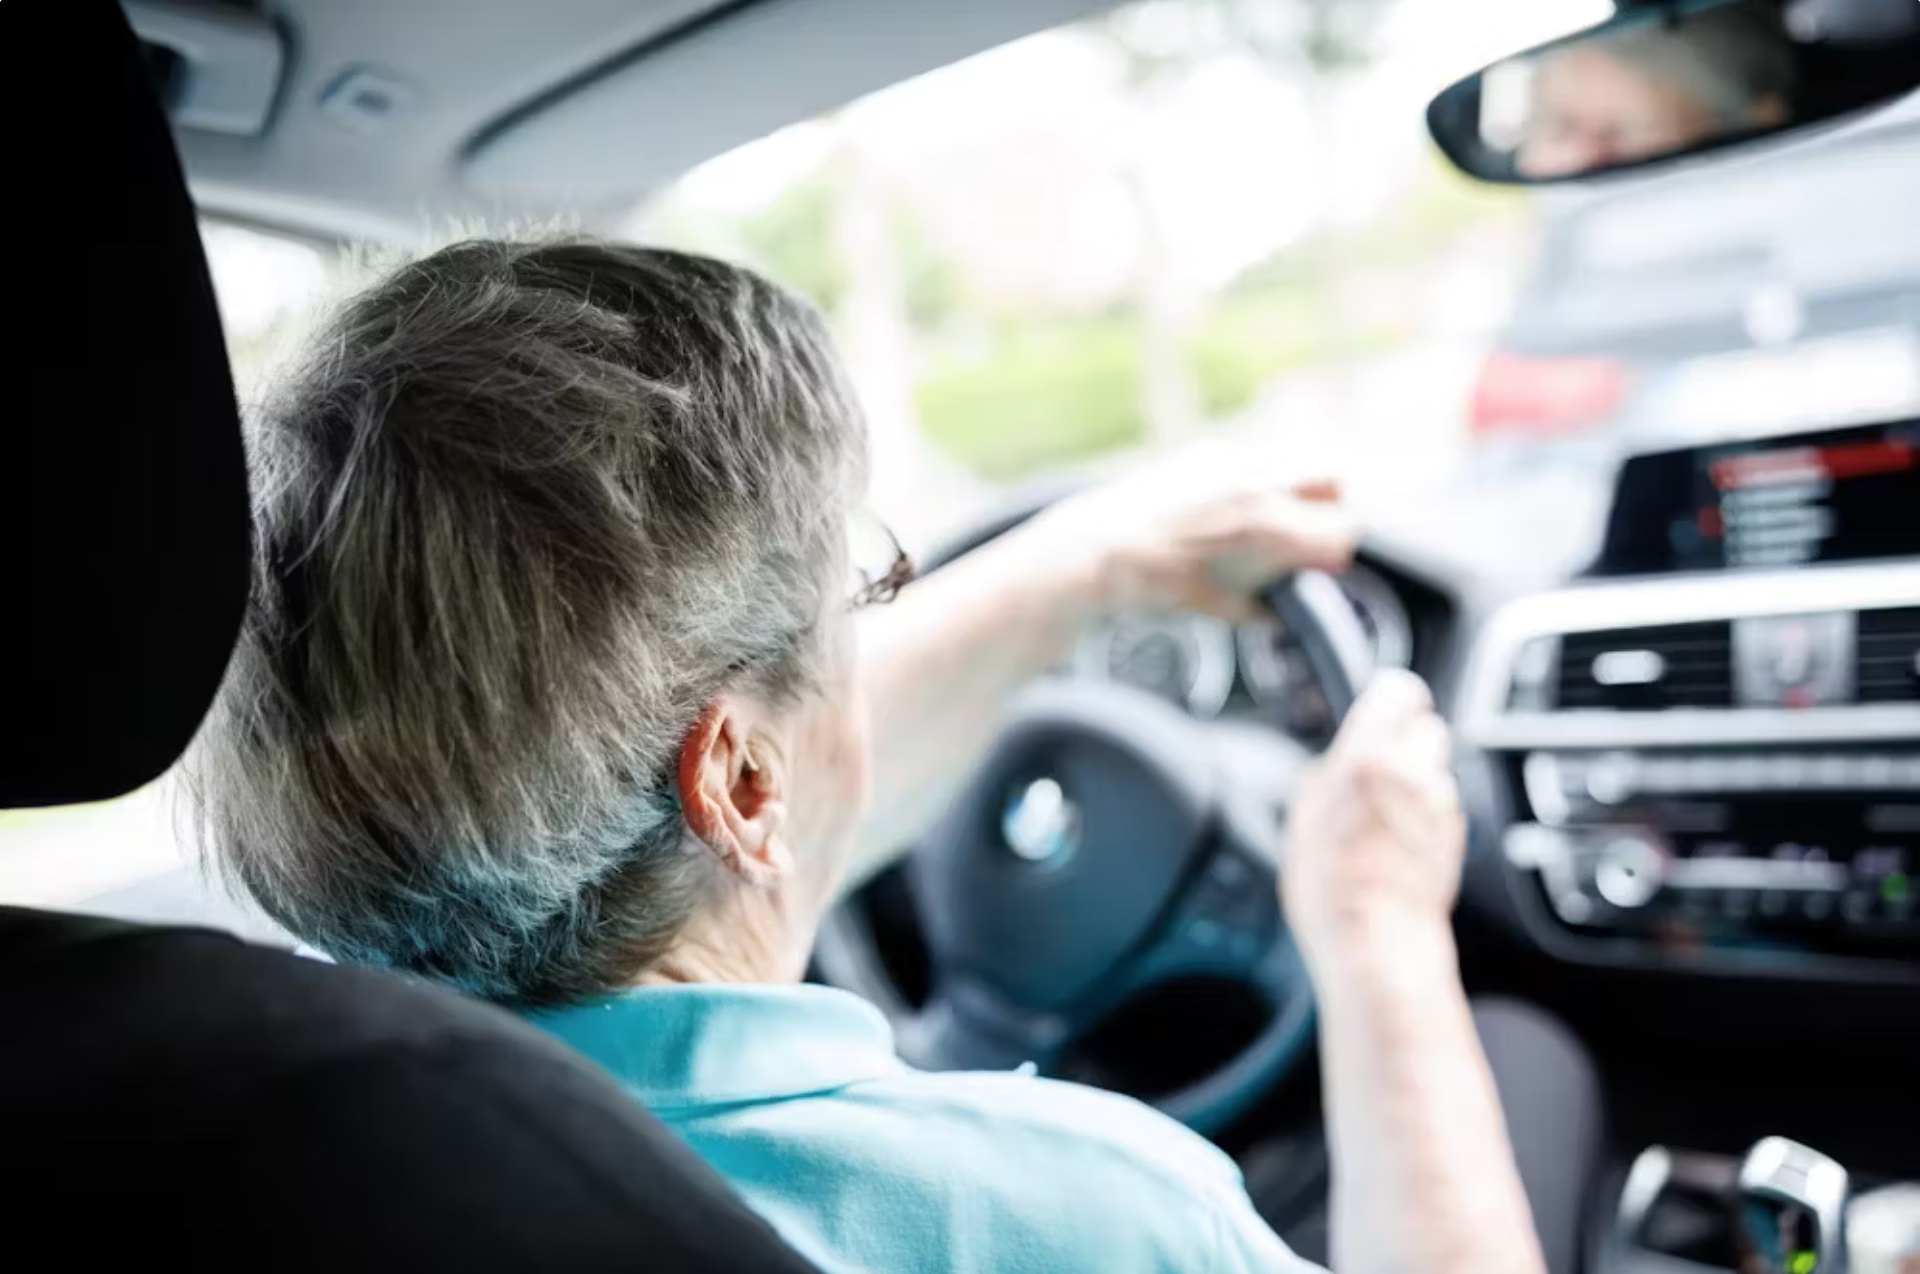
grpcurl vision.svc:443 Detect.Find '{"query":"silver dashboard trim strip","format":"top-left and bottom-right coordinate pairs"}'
top-left (1458, 560), bottom-right (1920, 750)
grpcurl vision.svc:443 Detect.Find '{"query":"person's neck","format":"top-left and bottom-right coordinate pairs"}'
top-left (639, 945), bottom-right (801, 986)
top-left (636, 894), bottom-right (815, 987)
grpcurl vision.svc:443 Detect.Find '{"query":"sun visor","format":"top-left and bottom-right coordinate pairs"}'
top-left (462, 0), bottom-right (1115, 205)
top-left (2, 1), bottom-right (251, 807)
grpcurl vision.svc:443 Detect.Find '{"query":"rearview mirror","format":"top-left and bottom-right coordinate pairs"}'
top-left (1427, 0), bottom-right (1920, 184)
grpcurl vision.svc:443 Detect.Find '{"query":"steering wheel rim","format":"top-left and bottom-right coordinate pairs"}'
top-left (817, 555), bottom-right (1375, 1136)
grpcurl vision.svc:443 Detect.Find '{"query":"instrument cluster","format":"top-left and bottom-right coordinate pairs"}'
top-left (1073, 565), bottom-right (1416, 735)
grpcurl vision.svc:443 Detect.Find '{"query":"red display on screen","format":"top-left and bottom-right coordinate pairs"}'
top-left (1710, 438), bottom-right (1915, 491)
top-left (1597, 421), bottom-right (1920, 576)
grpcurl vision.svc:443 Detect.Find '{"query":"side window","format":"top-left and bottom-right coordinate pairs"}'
top-left (200, 220), bottom-right (333, 392)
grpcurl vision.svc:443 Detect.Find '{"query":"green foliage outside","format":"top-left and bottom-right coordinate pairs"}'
top-left (917, 320), bottom-right (1143, 481)
top-left (738, 178), bottom-right (845, 316)
top-left (1352, 146), bottom-right (1532, 266)
top-left (916, 292), bottom-right (1394, 480)
top-left (689, 97), bottom-right (1529, 485)
top-left (0, 805), bottom-right (95, 831)
top-left (736, 176), bottom-right (961, 330)
top-left (912, 149), bottom-right (1523, 480)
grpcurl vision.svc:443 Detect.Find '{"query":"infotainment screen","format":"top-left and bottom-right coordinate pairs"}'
top-left (1596, 420), bottom-right (1920, 576)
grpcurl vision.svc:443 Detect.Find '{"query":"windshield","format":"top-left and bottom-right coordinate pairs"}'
top-left (629, 0), bottom-right (1920, 584)
top-left (633, 0), bottom-right (1610, 570)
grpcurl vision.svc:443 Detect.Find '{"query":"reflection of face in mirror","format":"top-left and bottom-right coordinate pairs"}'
top-left (1520, 44), bottom-right (1728, 177)
top-left (1493, 4), bottom-right (1797, 179)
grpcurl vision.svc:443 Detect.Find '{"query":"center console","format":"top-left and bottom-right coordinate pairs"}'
top-left (1462, 421), bottom-right (1920, 979)
top-left (1603, 1137), bottom-right (1919, 1274)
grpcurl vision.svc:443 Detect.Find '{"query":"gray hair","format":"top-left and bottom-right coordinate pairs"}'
top-left (1598, 5), bottom-right (1796, 126)
top-left (189, 238), bottom-right (866, 1008)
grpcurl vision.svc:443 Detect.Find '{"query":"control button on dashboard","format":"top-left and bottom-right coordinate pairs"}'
top-left (1840, 892), bottom-right (1874, 925)
top-left (1757, 889), bottom-right (1789, 919)
top-left (1765, 754), bottom-right (1808, 789)
top-left (1593, 836), bottom-right (1665, 909)
top-left (1549, 889), bottom-right (1595, 925)
top-left (1862, 754), bottom-right (1896, 789)
top-left (1640, 757), bottom-right (1682, 794)
top-left (1585, 752), bottom-right (1637, 805)
top-left (1801, 891), bottom-right (1836, 922)
top-left (1721, 889), bottom-right (1756, 921)
top-left (1814, 755), bottom-right (1852, 789)
top-left (1677, 889), bottom-right (1716, 922)
top-left (1727, 755), bottom-right (1766, 791)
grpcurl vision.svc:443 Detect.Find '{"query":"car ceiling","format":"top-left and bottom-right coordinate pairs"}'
top-left (150, 0), bottom-right (1118, 243)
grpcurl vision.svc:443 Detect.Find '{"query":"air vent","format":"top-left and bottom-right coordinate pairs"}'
top-left (1556, 622), bottom-right (1734, 710)
top-left (1857, 607), bottom-right (1920, 703)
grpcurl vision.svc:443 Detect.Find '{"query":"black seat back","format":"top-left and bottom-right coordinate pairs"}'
top-left (0, 6), bottom-right (815, 1268)
top-left (3, 0), bottom-right (249, 809)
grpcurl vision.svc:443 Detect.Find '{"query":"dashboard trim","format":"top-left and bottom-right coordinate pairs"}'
top-left (1458, 559), bottom-right (1920, 750)
top-left (1494, 824), bottom-right (1920, 987)
top-left (1463, 558), bottom-right (1920, 984)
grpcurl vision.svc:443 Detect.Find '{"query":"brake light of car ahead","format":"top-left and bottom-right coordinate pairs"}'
top-left (1469, 349), bottom-right (1629, 440)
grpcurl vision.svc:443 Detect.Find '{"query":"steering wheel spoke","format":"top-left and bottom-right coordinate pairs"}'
top-left (1109, 837), bottom-right (1284, 995)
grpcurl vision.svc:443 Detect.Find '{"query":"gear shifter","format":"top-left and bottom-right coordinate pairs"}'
top-left (1734, 1137), bottom-right (1850, 1274)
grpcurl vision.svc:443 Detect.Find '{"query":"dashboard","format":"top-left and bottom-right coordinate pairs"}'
top-left (1014, 417), bottom-right (1920, 987)
top-left (1461, 419), bottom-right (1920, 983)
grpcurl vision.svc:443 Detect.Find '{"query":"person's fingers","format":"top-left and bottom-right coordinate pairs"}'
top-left (1174, 574), bottom-right (1261, 624)
top-left (1357, 716), bottom-right (1456, 817)
top-left (1334, 669), bottom-right (1435, 753)
top-left (1393, 756), bottom-right (1462, 819)
top-left (1357, 752), bottom-right (1462, 851)
top-left (1392, 713), bottom-right (1454, 774)
top-left (1291, 477), bottom-right (1342, 505)
top-left (1190, 494), bottom-right (1354, 607)
top-left (1353, 731), bottom-right (1452, 802)
top-left (1248, 496), bottom-right (1358, 574)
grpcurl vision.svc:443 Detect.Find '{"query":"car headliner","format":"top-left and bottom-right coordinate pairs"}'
top-left (168, 0), bottom-right (1118, 243)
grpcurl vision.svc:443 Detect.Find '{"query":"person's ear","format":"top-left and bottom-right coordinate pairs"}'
top-left (676, 697), bottom-right (794, 888)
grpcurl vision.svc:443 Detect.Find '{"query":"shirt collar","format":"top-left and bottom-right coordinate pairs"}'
top-left (529, 982), bottom-right (904, 1110)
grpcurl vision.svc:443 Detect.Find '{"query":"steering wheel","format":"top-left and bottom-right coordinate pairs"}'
top-left (818, 562), bottom-right (1375, 1136)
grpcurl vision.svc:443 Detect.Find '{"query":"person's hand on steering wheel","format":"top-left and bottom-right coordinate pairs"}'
top-left (849, 443), bottom-right (1358, 881)
top-left (1028, 445), bottom-right (1358, 621)
top-left (1283, 669), bottom-right (1466, 979)
top-left (1284, 670), bottom-right (1549, 1274)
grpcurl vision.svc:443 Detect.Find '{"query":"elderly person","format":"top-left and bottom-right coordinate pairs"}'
top-left (1513, 4), bottom-right (1793, 178)
top-left (192, 240), bottom-right (1561, 1274)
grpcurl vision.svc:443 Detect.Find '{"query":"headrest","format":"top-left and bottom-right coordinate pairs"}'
top-left (0, 1), bottom-right (250, 808)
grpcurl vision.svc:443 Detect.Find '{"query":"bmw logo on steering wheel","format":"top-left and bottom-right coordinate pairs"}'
top-left (1000, 777), bottom-right (1081, 867)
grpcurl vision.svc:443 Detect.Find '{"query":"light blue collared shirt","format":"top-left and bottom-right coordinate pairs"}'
top-left (531, 982), bottom-right (1316, 1274)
